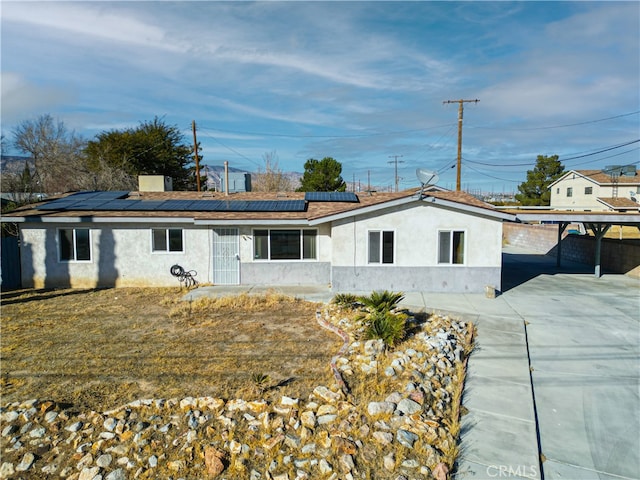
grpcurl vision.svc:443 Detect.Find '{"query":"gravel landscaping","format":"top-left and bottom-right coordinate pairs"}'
top-left (0, 288), bottom-right (473, 479)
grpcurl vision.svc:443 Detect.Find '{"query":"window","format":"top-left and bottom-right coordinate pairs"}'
top-left (152, 228), bottom-right (183, 252)
top-left (253, 229), bottom-right (317, 260)
top-left (438, 230), bottom-right (465, 265)
top-left (585, 187), bottom-right (593, 195)
top-left (368, 230), bottom-right (394, 264)
top-left (556, 188), bottom-right (560, 194)
top-left (567, 187), bottom-right (573, 197)
top-left (59, 228), bottom-right (91, 261)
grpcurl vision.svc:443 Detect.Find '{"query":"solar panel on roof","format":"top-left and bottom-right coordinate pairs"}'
top-left (158, 200), bottom-right (197, 211)
top-left (305, 191), bottom-right (358, 202)
top-left (93, 200), bottom-right (141, 210)
top-left (135, 201), bottom-right (170, 211)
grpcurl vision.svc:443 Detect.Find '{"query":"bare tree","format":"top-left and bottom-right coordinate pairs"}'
top-left (252, 151), bottom-right (292, 192)
top-left (12, 114), bottom-right (87, 193)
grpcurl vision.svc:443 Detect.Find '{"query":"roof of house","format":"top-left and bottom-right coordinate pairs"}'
top-left (550, 169), bottom-right (640, 186)
top-left (4, 188), bottom-right (506, 223)
top-left (597, 197), bottom-right (640, 210)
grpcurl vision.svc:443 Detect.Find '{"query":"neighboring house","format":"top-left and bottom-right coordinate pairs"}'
top-left (3, 186), bottom-right (513, 293)
top-left (549, 166), bottom-right (640, 212)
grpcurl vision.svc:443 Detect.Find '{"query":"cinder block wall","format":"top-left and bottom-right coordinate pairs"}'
top-left (503, 223), bottom-right (640, 278)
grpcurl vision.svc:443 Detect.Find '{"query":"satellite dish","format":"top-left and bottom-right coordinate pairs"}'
top-left (416, 169), bottom-right (439, 198)
top-left (416, 168), bottom-right (439, 186)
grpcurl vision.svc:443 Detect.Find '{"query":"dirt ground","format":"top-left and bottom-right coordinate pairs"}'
top-left (0, 287), bottom-right (338, 411)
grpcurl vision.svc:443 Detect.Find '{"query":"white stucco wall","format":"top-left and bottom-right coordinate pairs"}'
top-left (329, 200), bottom-right (504, 292)
top-left (19, 222), bottom-right (333, 288)
top-left (550, 176), bottom-right (605, 211)
top-left (331, 201), bottom-right (502, 267)
top-left (20, 223), bottom-right (212, 288)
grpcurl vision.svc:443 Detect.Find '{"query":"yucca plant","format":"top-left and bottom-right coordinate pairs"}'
top-left (364, 310), bottom-right (407, 349)
top-left (359, 290), bottom-right (405, 313)
top-left (250, 372), bottom-right (271, 395)
top-left (332, 293), bottom-right (360, 308)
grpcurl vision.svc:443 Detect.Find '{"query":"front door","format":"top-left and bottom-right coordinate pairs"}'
top-left (212, 228), bottom-right (239, 284)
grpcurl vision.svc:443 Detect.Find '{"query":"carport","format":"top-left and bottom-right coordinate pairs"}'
top-left (511, 211), bottom-right (640, 277)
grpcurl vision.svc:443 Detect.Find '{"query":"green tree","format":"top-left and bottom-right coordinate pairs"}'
top-left (515, 154), bottom-right (565, 206)
top-left (85, 117), bottom-right (196, 190)
top-left (297, 157), bottom-right (346, 192)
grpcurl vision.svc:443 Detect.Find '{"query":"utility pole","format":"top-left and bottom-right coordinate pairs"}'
top-left (443, 99), bottom-right (479, 191)
top-left (387, 155), bottom-right (404, 192)
top-left (192, 120), bottom-right (201, 192)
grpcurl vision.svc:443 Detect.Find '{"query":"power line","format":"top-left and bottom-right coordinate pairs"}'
top-left (207, 135), bottom-right (261, 168)
top-left (387, 155), bottom-right (404, 192)
top-left (198, 123), bottom-right (455, 139)
top-left (470, 110), bottom-right (640, 131)
top-left (462, 139), bottom-right (639, 167)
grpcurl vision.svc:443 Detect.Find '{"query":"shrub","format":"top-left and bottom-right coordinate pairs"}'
top-left (364, 310), bottom-right (407, 349)
top-left (332, 293), bottom-right (360, 307)
top-left (358, 290), bottom-right (405, 313)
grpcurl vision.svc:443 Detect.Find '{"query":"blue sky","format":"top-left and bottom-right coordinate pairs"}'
top-left (2, 1), bottom-right (639, 192)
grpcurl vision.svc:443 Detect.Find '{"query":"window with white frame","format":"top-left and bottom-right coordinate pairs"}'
top-left (438, 230), bottom-right (465, 265)
top-left (567, 187), bottom-right (573, 197)
top-left (59, 228), bottom-right (91, 261)
top-left (152, 228), bottom-right (184, 252)
top-left (253, 229), bottom-right (317, 260)
top-left (585, 186), bottom-right (593, 195)
top-left (368, 230), bottom-right (394, 264)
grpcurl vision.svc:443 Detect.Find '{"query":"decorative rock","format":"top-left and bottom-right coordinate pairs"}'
top-left (180, 397), bottom-right (197, 409)
top-left (401, 459), bottom-right (419, 468)
top-left (334, 437), bottom-right (357, 455)
top-left (204, 446), bottom-right (226, 477)
top-left (319, 459), bottom-right (333, 475)
top-left (384, 366), bottom-right (396, 377)
top-left (285, 433), bottom-right (301, 449)
top-left (339, 454), bottom-right (355, 473)
top-left (105, 468), bottom-right (126, 480)
top-left (96, 454), bottom-right (113, 468)
top-left (367, 401), bottom-right (395, 416)
top-left (396, 429), bottom-right (419, 448)
top-left (65, 421), bottom-right (83, 432)
top-left (0, 462), bottom-right (15, 477)
top-left (316, 414), bottom-right (337, 425)
top-left (313, 386), bottom-right (342, 403)
top-left (15, 453), bottom-right (35, 472)
top-left (148, 455), bottom-right (158, 467)
top-left (44, 410), bottom-right (58, 423)
top-left (168, 460), bottom-right (186, 471)
top-left (317, 404), bottom-right (337, 416)
top-left (103, 417), bottom-right (117, 431)
top-left (2, 425), bottom-right (17, 437)
top-left (372, 431), bottom-right (394, 445)
top-left (300, 411), bottom-right (316, 428)
top-left (281, 396), bottom-right (299, 407)
top-left (78, 466), bottom-right (101, 480)
top-left (432, 462), bottom-right (449, 480)
top-left (301, 443), bottom-right (316, 454)
top-left (383, 452), bottom-right (395, 471)
top-left (396, 398), bottom-right (421, 416)
top-left (385, 392), bottom-right (403, 403)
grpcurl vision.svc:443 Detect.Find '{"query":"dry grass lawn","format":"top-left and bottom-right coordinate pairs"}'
top-left (0, 287), bottom-right (337, 411)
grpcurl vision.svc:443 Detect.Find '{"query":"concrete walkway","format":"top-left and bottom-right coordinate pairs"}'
top-left (185, 247), bottom-right (639, 479)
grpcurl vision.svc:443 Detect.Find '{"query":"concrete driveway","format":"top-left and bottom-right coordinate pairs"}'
top-left (449, 247), bottom-right (639, 480)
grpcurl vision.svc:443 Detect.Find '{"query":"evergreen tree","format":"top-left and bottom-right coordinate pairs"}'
top-left (515, 155), bottom-right (565, 206)
top-left (85, 117), bottom-right (196, 190)
top-left (297, 157), bottom-right (346, 192)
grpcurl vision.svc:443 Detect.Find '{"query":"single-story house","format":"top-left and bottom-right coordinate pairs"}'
top-left (3, 186), bottom-right (514, 293)
top-left (549, 166), bottom-right (640, 212)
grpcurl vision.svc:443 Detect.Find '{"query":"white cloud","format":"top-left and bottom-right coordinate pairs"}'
top-left (0, 72), bottom-right (71, 124)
